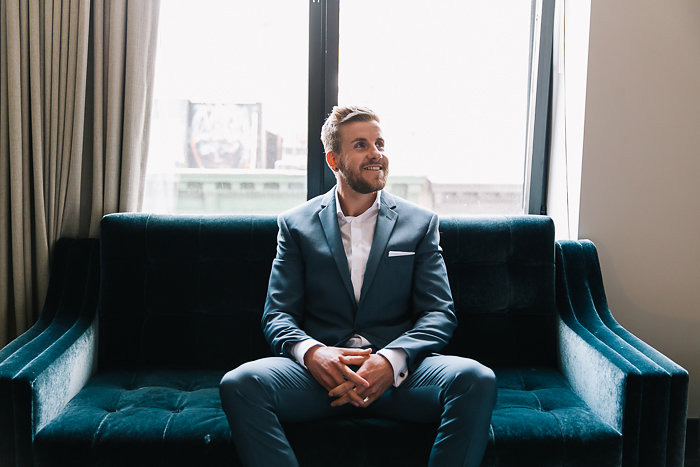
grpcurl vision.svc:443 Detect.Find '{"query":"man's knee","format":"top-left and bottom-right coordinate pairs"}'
top-left (448, 360), bottom-right (497, 403)
top-left (220, 362), bottom-right (268, 408)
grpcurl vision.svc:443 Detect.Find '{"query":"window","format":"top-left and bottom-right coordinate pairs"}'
top-left (143, 0), bottom-right (553, 215)
top-left (143, 0), bottom-right (309, 214)
top-left (338, 1), bottom-right (531, 214)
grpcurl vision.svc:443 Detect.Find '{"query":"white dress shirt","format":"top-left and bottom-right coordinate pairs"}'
top-left (290, 191), bottom-right (409, 387)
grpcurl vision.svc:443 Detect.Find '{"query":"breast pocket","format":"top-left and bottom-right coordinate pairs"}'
top-left (386, 253), bottom-right (415, 268)
top-left (380, 254), bottom-right (415, 295)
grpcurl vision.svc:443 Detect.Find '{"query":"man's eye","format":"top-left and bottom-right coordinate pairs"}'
top-left (354, 142), bottom-right (365, 149)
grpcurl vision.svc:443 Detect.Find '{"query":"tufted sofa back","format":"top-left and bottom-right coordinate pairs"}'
top-left (439, 216), bottom-right (556, 367)
top-left (98, 213), bottom-right (555, 371)
top-left (99, 214), bottom-right (278, 370)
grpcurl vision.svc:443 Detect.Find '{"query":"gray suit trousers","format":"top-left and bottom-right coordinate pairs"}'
top-left (220, 354), bottom-right (497, 467)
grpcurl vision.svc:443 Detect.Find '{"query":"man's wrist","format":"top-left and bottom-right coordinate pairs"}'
top-left (376, 348), bottom-right (409, 387)
top-left (291, 339), bottom-right (324, 368)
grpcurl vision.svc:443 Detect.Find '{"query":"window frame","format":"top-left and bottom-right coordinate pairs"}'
top-left (306, 0), bottom-right (556, 213)
top-left (524, 0), bottom-right (555, 215)
top-left (307, 0), bottom-right (339, 199)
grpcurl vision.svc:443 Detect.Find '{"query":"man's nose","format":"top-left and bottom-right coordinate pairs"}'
top-left (369, 146), bottom-right (383, 159)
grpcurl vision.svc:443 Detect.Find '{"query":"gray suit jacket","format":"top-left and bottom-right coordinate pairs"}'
top-left (261, 187), bottom-right (457, 370)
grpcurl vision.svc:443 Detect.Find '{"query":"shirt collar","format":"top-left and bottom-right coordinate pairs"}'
top-left (335, 189), bottom-right (381, 224)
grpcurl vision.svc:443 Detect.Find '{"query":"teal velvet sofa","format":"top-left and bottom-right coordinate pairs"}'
top-left (0, 214), bottom-right (687, 466)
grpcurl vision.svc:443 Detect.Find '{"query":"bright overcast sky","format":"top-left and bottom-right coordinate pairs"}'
top-left (152, 0), bottom-right (531, 184)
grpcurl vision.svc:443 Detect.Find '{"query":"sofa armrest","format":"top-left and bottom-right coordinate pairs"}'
top-left (578, 240), bottom-right (688, 467)
top-left (556, 241), bottom-right (646, 466)
top-left (0, 239), bottom-right (85, 367)
top-left (557, 240), bottom-right (675, 466)
top-left (557, 313), bottom-right (640, 464)
top-left (13, 316), bottom-right (97, 466)
top-left (0, 239), bottom-right (100, 467)
top-left (556, 239), bottom-right (691, 467)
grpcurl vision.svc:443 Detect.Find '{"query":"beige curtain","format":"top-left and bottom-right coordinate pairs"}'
top-left (0, 0), bottom-right (160, 347)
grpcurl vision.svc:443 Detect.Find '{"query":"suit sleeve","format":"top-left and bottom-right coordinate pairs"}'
top-left (261, 215), bottom-right (313, 357)
top-left (383, 214), bottom-right (458, 369)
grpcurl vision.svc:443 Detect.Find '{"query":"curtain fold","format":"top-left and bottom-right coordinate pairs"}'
top-left (0, 0), bottom-right (160, 346)
top-left (86, 0), bottom-right (159, 236)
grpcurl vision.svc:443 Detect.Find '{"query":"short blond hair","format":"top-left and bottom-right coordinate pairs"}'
top-left (320, 106), bottom-right (380, 154)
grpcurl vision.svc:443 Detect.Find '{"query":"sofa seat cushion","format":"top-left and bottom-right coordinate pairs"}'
top-left (34, 370), bottom-right (234, 466)
top-left (484, 368), bottom-right (621, 466)
top-left (34, 368), bottom-right (621, 466)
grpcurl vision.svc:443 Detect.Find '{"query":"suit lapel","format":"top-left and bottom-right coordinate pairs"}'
top-left (359, 191), bottom-right (398, 308)
top-left (318, 187), bottom-right (357, 307)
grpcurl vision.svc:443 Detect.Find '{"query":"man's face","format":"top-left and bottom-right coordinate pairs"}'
top-left (333, 120), bottom-right (389, 194)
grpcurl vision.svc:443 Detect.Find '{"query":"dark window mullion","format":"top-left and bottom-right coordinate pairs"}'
top-left (524, 0), bottom-right (555, 215)
top-left (307, 0), bottom-right (339, 200)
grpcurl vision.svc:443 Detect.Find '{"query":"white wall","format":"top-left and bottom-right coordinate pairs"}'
top-left (579, 0), bottom-right (700, 416)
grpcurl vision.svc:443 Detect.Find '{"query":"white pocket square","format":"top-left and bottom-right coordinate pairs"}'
top-left (388, 251), bottom-right (415, 257)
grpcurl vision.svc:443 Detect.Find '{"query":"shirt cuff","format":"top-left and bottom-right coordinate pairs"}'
top-left (377, 348), bottom-right (409, 387)
top-left (290, 339), bottom-right (324, 368)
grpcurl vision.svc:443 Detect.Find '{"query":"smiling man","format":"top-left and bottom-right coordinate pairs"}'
top-left (220, 106), bottom-right (497, 467)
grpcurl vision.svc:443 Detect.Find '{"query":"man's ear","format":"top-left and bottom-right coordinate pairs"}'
top-left (326, 151), bottom-right (340, 172)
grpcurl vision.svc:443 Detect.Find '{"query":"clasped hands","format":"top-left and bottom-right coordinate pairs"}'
top-left (304, 346), bottom-right (394, 408)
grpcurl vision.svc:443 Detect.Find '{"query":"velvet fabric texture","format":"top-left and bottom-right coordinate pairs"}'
top-left (33, 368), bottom-right (620, 467)
top-left (98, 214), bottom-right (277, 371)
top-left (0, 239), bottom-right (100, 467)
top-left (0, 213), bottom-right (688, 466)
top-left (557, 240), bottom-right (688, 467)
top-left (439, 216), bottom-right (558, 368)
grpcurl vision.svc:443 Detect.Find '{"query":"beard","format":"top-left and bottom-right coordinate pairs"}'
top-left (337, 158), bottom-right (389, 194)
